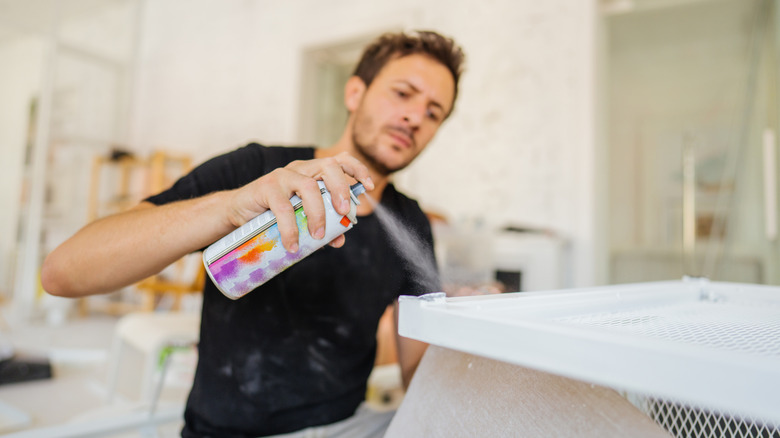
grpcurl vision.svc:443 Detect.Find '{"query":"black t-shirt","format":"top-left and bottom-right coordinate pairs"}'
top-left (145, 144), bottom-right (438, 437)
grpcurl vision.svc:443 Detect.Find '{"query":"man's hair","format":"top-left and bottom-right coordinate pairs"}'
top-left (352, 30), bottom-right (465, 115)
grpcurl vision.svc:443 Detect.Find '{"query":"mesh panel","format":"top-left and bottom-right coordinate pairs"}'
top-left (555, 299), bottom-right (780, 358)
top-left (555, 297), bottom-right (780, 438)
top-left (629, 396), bottom-right (780, 438)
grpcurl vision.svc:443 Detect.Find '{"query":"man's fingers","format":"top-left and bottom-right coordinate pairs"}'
top-left (320, 161), bottom-right (352, 216)
top-left (327, 234), bottom-right (346, 248)
top-left (237, 154), bottom-right (371, 253)
top-left (296, 178), bottom-right (327, 241)
top-left (333, 152), bottom-right (374, 191)
top-left (265, 189), bottom-right (299, 253)
top-left (286, 153), bottom-right (373, 216)
top-left (253, 168), bottom-right (328, 252)
top-left (288, 153), bottom-right (374, 192)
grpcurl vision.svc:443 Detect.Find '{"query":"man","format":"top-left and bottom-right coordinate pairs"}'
top-left (42, 30), bottom-right (465, 437)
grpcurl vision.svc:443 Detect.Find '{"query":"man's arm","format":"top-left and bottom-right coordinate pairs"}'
top-left (42, 154), bottom-right (374, 297)
top-left (42, 193), bottom-right (231, 297)
top-left (393, 300), bottom-right (429, 389)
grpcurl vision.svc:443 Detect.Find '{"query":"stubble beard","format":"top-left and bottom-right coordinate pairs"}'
top-left (350, 110), bottom-right (413, 177)
top-left (351, 132), bottom-right (394, 176)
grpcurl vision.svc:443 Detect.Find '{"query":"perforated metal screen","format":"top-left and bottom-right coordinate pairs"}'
top-left (630, 396), bottom-right (780, 438)
top-left (554, 298), bottom-right (780, 358)
top-left (399, 280), bottom-right (780, 438)
top-left (555, 294), bottom-right (780, 438)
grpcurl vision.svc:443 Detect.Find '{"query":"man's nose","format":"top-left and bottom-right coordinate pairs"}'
top-left (402, 101), bottom-right (426, 127)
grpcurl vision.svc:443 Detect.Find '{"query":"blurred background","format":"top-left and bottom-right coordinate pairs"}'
top-left (0, 0), bottom-right (778, 318)
top-left (0, 0), bottom-right (778, 433)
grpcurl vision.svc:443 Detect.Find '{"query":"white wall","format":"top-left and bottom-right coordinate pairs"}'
top-left (130, 0), bottom-right (601, 287)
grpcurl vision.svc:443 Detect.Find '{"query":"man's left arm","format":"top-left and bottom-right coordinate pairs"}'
top-left (393, 300), bottom-right (429, 389)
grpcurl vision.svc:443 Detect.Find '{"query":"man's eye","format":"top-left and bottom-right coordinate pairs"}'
top-left (427, 110), bottom-right (441, 122)
top-left (395, 90), bottom-right (408, 98)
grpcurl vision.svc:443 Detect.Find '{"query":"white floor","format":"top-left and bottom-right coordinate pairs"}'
top-left (0, 311), bottom-right (192, 437)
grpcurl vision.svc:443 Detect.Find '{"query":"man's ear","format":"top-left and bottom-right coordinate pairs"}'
top-left (344, 76), bottom-right (366, 112)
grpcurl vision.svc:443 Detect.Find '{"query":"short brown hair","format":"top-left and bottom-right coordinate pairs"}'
top-left (353, 30), bottom-right (465, 115)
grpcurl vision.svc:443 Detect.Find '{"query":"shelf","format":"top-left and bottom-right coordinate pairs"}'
top-left (399, 278), bottom-right (780, 425)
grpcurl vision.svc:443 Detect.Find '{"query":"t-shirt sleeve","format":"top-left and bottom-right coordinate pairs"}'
top-left (144, 144), bottom-right (266, 206)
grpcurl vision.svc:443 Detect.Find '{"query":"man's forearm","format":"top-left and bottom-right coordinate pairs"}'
top-left (41, 153), bottom-right (375, 298)
top-left (41, 191), bottom-right (233, 297)
top-left (397, 336), bottom-right (429, 389)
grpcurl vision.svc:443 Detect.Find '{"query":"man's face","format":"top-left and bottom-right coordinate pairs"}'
top-left (348, 54), bottom-right (455, 175)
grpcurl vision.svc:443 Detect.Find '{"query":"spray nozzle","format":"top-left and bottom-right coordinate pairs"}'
top-left (349, 183), bottom-right (366, 206)
top-left (350, 182), bottom-right (366, 197)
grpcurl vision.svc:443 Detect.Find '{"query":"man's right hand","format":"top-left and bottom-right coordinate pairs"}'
top-left (226, 152), bottom-right (374, 253)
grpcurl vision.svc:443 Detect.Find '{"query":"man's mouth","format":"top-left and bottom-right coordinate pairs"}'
top-left (386, 127), bottom-right (414, 149)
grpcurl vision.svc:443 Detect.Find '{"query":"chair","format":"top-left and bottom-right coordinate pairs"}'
top-left (134, 256), bottom-right (205, 312)
top-left (105, 312), bottom-right (200, 409)
top-left (80, 149), bottom-right (198, 316)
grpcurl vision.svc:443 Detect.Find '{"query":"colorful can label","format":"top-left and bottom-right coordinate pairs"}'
top-left (203, 182), bottom-right (365, 299)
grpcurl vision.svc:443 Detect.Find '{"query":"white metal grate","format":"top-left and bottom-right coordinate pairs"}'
top-left (398, 280), bottom-right (780, 438)
top-left (555, 293), bottom-right (780, 437)
top-left (555, 295), bottom-right (780, 438)
top-left (630, 396), bottom-right (780, 438)
top-left (553, 298), bottom-right (780, 358)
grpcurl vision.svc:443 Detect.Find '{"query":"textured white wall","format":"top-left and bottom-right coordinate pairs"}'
top-left (130, 0), bottom-right (601, 287)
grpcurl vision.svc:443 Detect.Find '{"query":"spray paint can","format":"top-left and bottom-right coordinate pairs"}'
top-left (203, 181), bottom-right (366, 299)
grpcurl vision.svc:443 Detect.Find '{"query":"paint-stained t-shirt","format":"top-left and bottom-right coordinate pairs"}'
top-left (145, 144), bottom-right (438, 438)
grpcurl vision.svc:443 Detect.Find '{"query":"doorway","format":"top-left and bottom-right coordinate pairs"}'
top-left (605, 0), bottom-right (779, 285)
